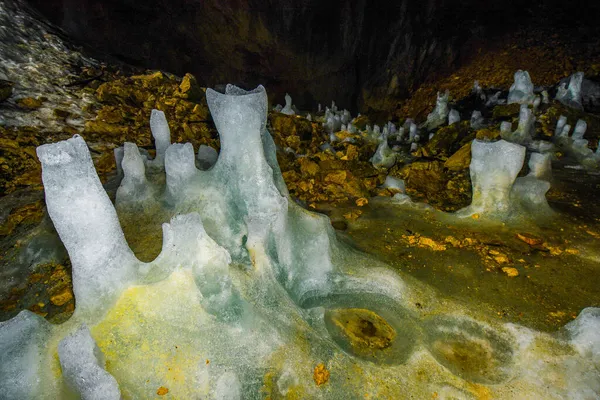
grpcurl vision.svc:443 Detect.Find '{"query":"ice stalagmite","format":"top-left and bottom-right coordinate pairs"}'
top-left (456, 139), bottom-right (526, 218)
top-left (508, 70), bottom-right (535, 104)
top-left (423, 90), bottom-right (449, 130)
top-left (149, 109), bottom-right (171, 167)
top-left (36, 135), bottom-right (139, 318)
top-left (116, 142), bottom-right (150, 203)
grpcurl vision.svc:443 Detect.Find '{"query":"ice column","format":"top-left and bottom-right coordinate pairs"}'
top-left (457, 139), bottom-right (526, 217)
top-left (424, 90), bottom-right (450, 130)
top-left (36, 135), bottom-right (138, 317)
top-left (206, 84), bottom-right (287, 244)
top-left (280, 93), bottom-right (295, 115)
top-left (58, 325), bottom-right (120, 400)
top-left (116, 142), bottom-right (149, 203)
top-left (149, 109), bottom-right (171, 166)
top-left (508, 70), bottom-right (535, 104)
top-left (165, 142), bottom-right (198, 199)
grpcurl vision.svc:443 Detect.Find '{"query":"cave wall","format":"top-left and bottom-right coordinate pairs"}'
top-left (22, 0), bottom-right (600, 115)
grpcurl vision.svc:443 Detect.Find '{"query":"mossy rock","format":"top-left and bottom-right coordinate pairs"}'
top-left (396, 160), bottom-right (471, 211)
top-left (492, 103), bottom-right (521, 120)
top-left (0, 80), bottom-right (13, 102)
top-left (421, 121), bottom-right (473, 160)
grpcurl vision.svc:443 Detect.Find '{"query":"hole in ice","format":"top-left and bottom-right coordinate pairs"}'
top-left (302, 292), bottom-right (418, 365)
top-left (423, 315), bottom-right (515, 384)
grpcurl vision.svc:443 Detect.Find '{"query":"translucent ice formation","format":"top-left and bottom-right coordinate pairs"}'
top-left (2, 84), bottom-right (600, 400)
top-left (507, 70), bottom-right (535, 104)
top-left (36, 135), bottom-right (139, 318)
top-left (448, 109), bottom-right (460, 125)
top-left (280, 93), bottom-right (295, 115)
top-left (149, 109), bottom-right (171, 168)
top-left (470, 110), bottom-right (484, 129)
top-left (500, 104), bottom-right (535, 144)
top-left (511, 154), bottom-right (553, 215)
top-left (456, 139), bottom-right (526, 218)
top-left (58, 324), bottom-right (120, 399)
top-left (423, 90), bottom-right (449, 130)
top-left (556, 72), bottom-right (584, 110)
top-left (371, 139), bottom-right (396, 169)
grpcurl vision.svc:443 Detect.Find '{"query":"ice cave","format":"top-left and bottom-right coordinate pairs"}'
top-left (1, 0), bottom-right (600, 399)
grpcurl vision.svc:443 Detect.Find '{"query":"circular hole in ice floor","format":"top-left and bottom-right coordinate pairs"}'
top-left (303, 293), bottom-right (419, 365)
top-left (423, 315), bottom-right (515, 384)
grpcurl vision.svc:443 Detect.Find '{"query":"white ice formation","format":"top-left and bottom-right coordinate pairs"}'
top-left (507, 70), bottom-right (535, 105)
top-left (456, 139), bottom-right (526, 218)
top-left (500, 104), bottom-right (535, 144)
top-left (470, 110), bottom-right (484, 129)
top-left (448, 109), bottom-right (460, 125)
top-left (1, 84), bottom-right (600, 399)
top-left (280, 93), bottom-right (295, 115)
top-left (556, 72), bottom-right (584, 110)
top-left (423, 90), bottom-right (450, 130)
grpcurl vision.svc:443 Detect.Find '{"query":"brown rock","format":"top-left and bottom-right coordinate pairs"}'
top-left (17, 97), bottom-right (43, 109)
top-left (313, 363), bottom-right (330, 386)
top-left (444, 142), bottom-right (472, 171)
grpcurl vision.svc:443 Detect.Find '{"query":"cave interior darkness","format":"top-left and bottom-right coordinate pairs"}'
top-left (23, 0), bottom-right (600, 115)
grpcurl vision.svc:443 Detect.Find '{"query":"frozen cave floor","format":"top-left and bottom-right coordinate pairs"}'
top-left (3, 158), bottom-right (599, 333)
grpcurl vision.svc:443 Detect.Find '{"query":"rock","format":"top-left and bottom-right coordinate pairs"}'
top-left (16, 97), bottom-right (43, 109)
top-left (492, 103), bottom-right (521, 119)
top-left (501, 267), bottom-right (519, 277)
top-left (313, 363), bottom-right (329, 386)
top-left (0, 80), bottom-right (14, 102)
top-left (422, 121), bottom-right (473, 160)
top-left (444, 142), bottom-right (471, 171)
top-left (176, 73), bottom-right (203, 102)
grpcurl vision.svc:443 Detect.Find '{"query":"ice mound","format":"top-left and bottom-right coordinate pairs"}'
top-left (423, 90), bottom-right (450, 130)
top-left (556, 71), bottom-right (584, 110)
top-left (1, 84), bottom-right (600, 399)
top-left (448, 109), bottom-right (460, 125)
top-left (508, 70), bottom-right (535, 104)
top-left (280, 93), bottom-right (295, 115)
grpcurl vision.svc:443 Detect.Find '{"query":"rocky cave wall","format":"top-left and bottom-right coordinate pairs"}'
top-left (20, 0), bottom-right (600, 116)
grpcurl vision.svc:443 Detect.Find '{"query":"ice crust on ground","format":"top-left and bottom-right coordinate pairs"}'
top-left (2, 84), bottom-right (600, 399)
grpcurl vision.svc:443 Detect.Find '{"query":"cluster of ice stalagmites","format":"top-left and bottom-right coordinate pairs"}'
top-left (455, 139), bottom-right (553, 220)
top-left (1, 84), bottom-right (600, 399)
